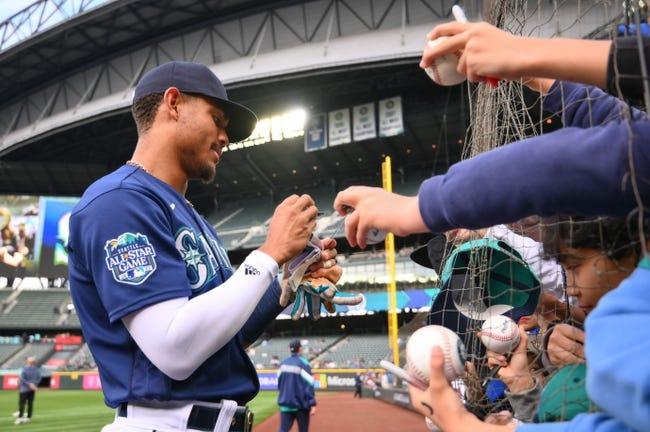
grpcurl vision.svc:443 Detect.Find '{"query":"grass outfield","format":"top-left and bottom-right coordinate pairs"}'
top-left (0, 390), bottom-right (279, 431)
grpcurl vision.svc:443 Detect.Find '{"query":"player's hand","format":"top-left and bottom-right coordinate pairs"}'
top-left (333, 187), bottom-right (427, 249)
top-left (308, 238), bottom-right (342, 283)
top-left (547, 324), bottom-right (585, 366)
top-left (420, 21), bottom-right (527, 83)
top-left (310, 406), bottom-right (317, 416)
top-left (260, 194), bottom-right (318, 265)
top-left (485, 326), bottom-right (534, 393)
top-left (408, 347), bottom-right (490, 432)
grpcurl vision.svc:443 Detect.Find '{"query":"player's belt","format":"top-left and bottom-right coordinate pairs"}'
top-left (118, 402), bottom-right (254, 432)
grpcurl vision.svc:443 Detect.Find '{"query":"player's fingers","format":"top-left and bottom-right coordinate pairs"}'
top-left (420, 32), bottom-right (469, 69)
top-left (427, 21), bottom-right (472, 40)
top-left (282, 194), bottom-right (300, 206)
top-left (308, 261), bottom-right (324, 273)
top-left (295, 193), bottom-right (316, 209)
top-left (320, 248), bottom-right (337, 262)
top-left (345, 211), bottom-right (360, 247)
top-left (320, 237), bottom-right (337, 250)
top-left (300, 202), bottom-right (319, 221)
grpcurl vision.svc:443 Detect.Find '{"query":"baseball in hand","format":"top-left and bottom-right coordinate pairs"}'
top-left (424, 37), bottom-right (467, 86)
top-left (480, 315), bottom-right (520, 354)
top-left (365, 228), bottom-right (387, 245)
top-left (406, 325), bottom-right (467, 386)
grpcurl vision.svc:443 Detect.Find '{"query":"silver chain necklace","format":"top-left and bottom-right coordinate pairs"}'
top-left (126, 160), bottom-right (194, 208)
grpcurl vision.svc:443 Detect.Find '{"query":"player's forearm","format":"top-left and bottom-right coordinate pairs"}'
top-left (240, 279), bottom-right (285, 347)
top-left (123, 250), bottom-right (278, 381)
top-left (523, 38), bottom-right (610, 89)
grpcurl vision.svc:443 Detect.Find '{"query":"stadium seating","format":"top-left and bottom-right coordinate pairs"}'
top-left (65, 343), bottom-right (96, 370)
top-left (247, 336), bottom-right (342, 368)
top-left (0, 289), bottom-right (70, 328)
top-left (0, 343), bottom-right (23, 364)
top-left (3, 342), bottom-right (54, 368)
top-left (316, 335), bottom-right (392, 368)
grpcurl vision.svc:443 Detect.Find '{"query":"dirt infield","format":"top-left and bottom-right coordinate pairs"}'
top-left (254, 393), bottom-right (427, 432)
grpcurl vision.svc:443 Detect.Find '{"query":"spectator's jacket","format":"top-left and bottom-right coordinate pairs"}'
top-left (277, 354), bottom-right (316, 411)
top-left (19, 365), bottom-right (41, 393)
top-left (416, 81), bottom-right (650, 431)
top-left (517, 257), bottom-right (650, 431)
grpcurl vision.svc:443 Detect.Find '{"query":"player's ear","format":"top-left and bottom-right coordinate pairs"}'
top-left (162, 87), bottom-right (182, 121)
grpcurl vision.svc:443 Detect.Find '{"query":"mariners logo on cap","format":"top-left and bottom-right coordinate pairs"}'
top-left (104, 232), bottom-right (157, 285)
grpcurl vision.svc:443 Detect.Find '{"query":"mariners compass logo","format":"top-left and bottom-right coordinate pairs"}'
top-left (104, 232), bottom-right (157, 285)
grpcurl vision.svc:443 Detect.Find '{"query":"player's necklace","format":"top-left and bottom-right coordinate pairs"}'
top-left (126, 160), bottom-right (194, 208)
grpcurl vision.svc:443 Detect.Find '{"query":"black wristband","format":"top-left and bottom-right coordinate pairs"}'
top-left (607, 36), bottom-right (649, 104)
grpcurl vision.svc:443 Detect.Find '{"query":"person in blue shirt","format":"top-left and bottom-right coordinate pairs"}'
top-left (68, 61), bottom-right (341, 432)
top-left (13, 357), bottom-right (41, 425)
top-left (277, 340), bottom-right (317, 432)
top-left (333, 29), bottom-right (650, 432)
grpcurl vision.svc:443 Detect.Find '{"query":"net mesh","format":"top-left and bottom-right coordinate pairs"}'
top-left (401, 0), bottom-right (649, 424)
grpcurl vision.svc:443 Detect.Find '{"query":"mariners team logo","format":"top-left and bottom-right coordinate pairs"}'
top-left (104, 232), bottom-right (157, 285)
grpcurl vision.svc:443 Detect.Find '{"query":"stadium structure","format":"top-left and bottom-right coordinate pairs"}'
top-left (0, 0), bottom-right (623, 410)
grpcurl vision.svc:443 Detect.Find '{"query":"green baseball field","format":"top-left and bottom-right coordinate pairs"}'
top-left (0, 390), bottom-right (279, 431)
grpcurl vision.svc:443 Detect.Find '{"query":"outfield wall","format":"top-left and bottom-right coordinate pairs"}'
top-left (1, 369), bottom-right (385, 391)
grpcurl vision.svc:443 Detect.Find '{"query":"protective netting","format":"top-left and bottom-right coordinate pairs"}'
top-left (402, 0), bottom-right (649, 425)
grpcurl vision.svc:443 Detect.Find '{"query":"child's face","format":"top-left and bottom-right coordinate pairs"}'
top-left (561, 247), bottom-right (634, 315)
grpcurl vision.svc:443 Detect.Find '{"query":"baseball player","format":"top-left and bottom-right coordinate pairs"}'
top-left (277, 340), bottom-right (316, 432)
top-left (67, 61), bottom-right (341, 432)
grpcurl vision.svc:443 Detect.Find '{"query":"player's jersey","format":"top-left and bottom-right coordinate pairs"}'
top-left (67, 165), bottom-right (259, 408)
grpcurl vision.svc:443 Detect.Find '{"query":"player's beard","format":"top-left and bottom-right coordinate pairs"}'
top-left (180, 148), bottom-right (216, 184)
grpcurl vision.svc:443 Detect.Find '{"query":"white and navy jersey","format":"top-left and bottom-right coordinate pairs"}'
top-left (277, 354), bottom-right (316, 410)
top-left (68, 165), bottom-right (259, 408)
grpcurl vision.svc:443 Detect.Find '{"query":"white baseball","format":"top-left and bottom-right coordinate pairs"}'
top-left (480, 315), bottom-right (520, 354)
top-left (424, 37), bottom-right (467, 86)
top-left (365, 228), bottom-right (387, 245)
top-left (406, 325), bottom-right (467, 386)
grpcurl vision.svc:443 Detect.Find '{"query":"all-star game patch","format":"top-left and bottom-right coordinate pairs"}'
top-left (104, 232), bottom-right (157, 285)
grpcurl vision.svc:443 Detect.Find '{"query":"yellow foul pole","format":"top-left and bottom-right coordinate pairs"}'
top-left (382, 156), bottom-right (400, 367)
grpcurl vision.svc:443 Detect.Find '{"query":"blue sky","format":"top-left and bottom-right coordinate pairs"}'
top-left (0, 1), bottom-right (36, 22)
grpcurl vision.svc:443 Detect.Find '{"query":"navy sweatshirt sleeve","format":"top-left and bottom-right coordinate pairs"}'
top-left (239, 279), bottom-right (284, 346)
top-left (418, 93), bottom-right (650, 233)
top-left (544, 80), bottom-right (647, 127)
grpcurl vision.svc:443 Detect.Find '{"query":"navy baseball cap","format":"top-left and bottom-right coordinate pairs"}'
top-left (289, 339), bottom-right (301, 353)
top-left (134, 61), bottom-right (257, 143)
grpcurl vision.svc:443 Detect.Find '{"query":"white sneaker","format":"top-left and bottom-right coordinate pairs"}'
top-left (14, 417), bottom-right (24, 425)
top-left (12, 411), bottom-right (19, 418)
top-left (23, 417), bottom-right (31, 423)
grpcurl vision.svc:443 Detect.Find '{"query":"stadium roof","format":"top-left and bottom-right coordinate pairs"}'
top-left (0, 0), bottom-right (310, 102)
